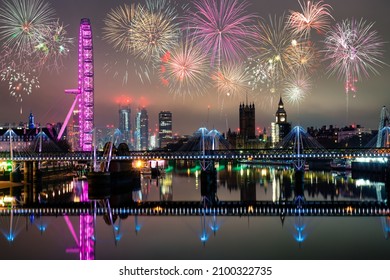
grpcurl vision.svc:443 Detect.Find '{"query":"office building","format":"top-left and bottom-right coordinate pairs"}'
top-left (135, 107), bottom-right (148, 150)
top-left (158, 111), bottom-right (172, 148)
top-left (118, 105), bottom-right (132, 148)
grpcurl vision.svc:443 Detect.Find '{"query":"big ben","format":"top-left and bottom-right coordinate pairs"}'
top-left (272, 97), bottom-right (291, 146)
top-left (276, 97), bottom-right (287, 123)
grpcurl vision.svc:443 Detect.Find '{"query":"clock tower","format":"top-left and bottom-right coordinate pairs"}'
top-left (271, 97), bottom-right (291, 146)
top-left (275, 97), bottom-right (287, 124)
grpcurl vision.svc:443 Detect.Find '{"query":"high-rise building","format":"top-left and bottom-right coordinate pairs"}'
top-left (271, 97), bottom-right (291, 146)
top-left (68, 108), bottom-right (80, 151)
top-left (118, 105), bottom-right (132, 147)
top-left (239, 102), bottom-right (255, 140)
top-left (135, 107), bottom-right (148, 150)
top-left (158, 111), bottom-right (172, 148)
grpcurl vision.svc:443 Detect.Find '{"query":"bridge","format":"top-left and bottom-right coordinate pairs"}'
top-left (1, 147), bottom-right (390, 162)
top-left (2, 122), bottom-right (390, 163)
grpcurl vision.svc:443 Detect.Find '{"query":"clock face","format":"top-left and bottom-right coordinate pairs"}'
top-left (280, 117), bottom-right (285, 122)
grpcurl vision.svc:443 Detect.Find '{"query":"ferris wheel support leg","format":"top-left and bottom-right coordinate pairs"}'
top-left (57, 97), bottom-right (78, 141)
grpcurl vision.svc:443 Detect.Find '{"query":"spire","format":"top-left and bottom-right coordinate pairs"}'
top-left (278, 96), bottom-right (284, 107)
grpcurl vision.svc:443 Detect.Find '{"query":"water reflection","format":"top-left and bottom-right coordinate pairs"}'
top-left (0, 208), bottom-right (20, 242)
top-left (382, 217), bottom-right (390, 239)
top-left (31, 214), bottom-right (48, 234)
top-left (293, 213), bottom-right (306, 245)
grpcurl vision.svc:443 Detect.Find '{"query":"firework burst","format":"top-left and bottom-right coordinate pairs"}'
top-left (1, 66), bottom-right (40, 113)
top-left (246, 58), bottom-right (271, 91)
top-left (285, 40), bottom-right (318, 73)
top-left (131, 0), bottom-right (180, 63)
top-left (288, 0), bottom-right (333, 38)
top-left (160, 35), bottom-right (210, 98)
top-left (245, 58), bottom-right (280, 107)
top-left (323, 18), bottom-right (386, 94)
top-left (253, 15), bottom-right (294, 95)
top-left (102, 3), bottom-right (136, 53)
top-left (0, 0), bottom-right (56, 57)
top-left (283, 70), bottom-right (312, 105)
top-left (213, 63), bottom-right (251, 99)
top-left (185, 0), bottom-right (257, 68)
top-left (33, 20), bottom-right (73, 72)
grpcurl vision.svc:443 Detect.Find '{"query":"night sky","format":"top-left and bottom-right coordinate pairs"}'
top-left (0, 0), bottom-right (389, 136)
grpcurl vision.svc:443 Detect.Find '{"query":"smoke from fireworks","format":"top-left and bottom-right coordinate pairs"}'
top-left (288, 0), bottom-right (333, 38)
top-left (160, 35), bottom-right (210, 98)
top-left (323, 18), bottom-right (386, 94)
top-left (185, 0), bottom-right (256, 68)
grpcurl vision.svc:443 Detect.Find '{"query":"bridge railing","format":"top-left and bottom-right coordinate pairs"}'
top-left (1, 147), bottom-right (390, 161)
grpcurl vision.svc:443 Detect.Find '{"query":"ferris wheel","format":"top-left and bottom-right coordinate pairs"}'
top-left (58, 18), bottom-right (94, 152)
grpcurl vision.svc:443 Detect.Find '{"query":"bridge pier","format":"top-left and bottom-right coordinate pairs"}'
top-left (200, 164), bottom-right (218, 205)
top-left (9, 169), bottom-right (22, 183)
top-left (294, 169), bottom-right (305, 199)
top-left (23, 161), bottom-right (42, 204)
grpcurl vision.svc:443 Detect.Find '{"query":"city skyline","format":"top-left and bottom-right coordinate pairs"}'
top-left (0, 0), bottom-right (389, 136)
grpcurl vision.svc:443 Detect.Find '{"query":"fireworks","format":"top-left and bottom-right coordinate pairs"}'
top-left (131, 0), bottom-right (180, 63)
top-left (285, 40), bottom-right (318, 73)
top-left (253, 15), bottom-right (294, 94)
top-left (102, 3), bottom-right (136, 53)
top-left (323, 18), bottom-right (386, 94)
top-left (1, 66), bottom-right (40, 103)
top-left (103, 51), bottom-right (152, 85)
top-left (288, 0), bottom-right (333, 38)
top-left (283, 70), bottom-right (312, 105)
top-left (33, 20), bottom-right (73, 72)
top-left (0, 0), bottom-right (56, 57)
top-left (185, 0), bottom-right (256, 68)
top-left (245, 58), bottom-right (281, 107)
top-left (246, 58), bottom-right (271, 91)
top-left (0, 45), bottom-right (16, 72)
top-left (213, 63), bottom-right (251, 99)
top-left (160, 35), bottom-right (210, 98)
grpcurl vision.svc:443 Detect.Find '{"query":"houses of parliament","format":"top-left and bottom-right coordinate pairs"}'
top-left (227, 97), bottom-right (291, 149)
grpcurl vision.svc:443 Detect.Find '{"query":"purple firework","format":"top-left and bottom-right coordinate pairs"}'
top-left (323, 18), bottom-right (386, 94)
top-left (185, 0), bottom-right (256, 68)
